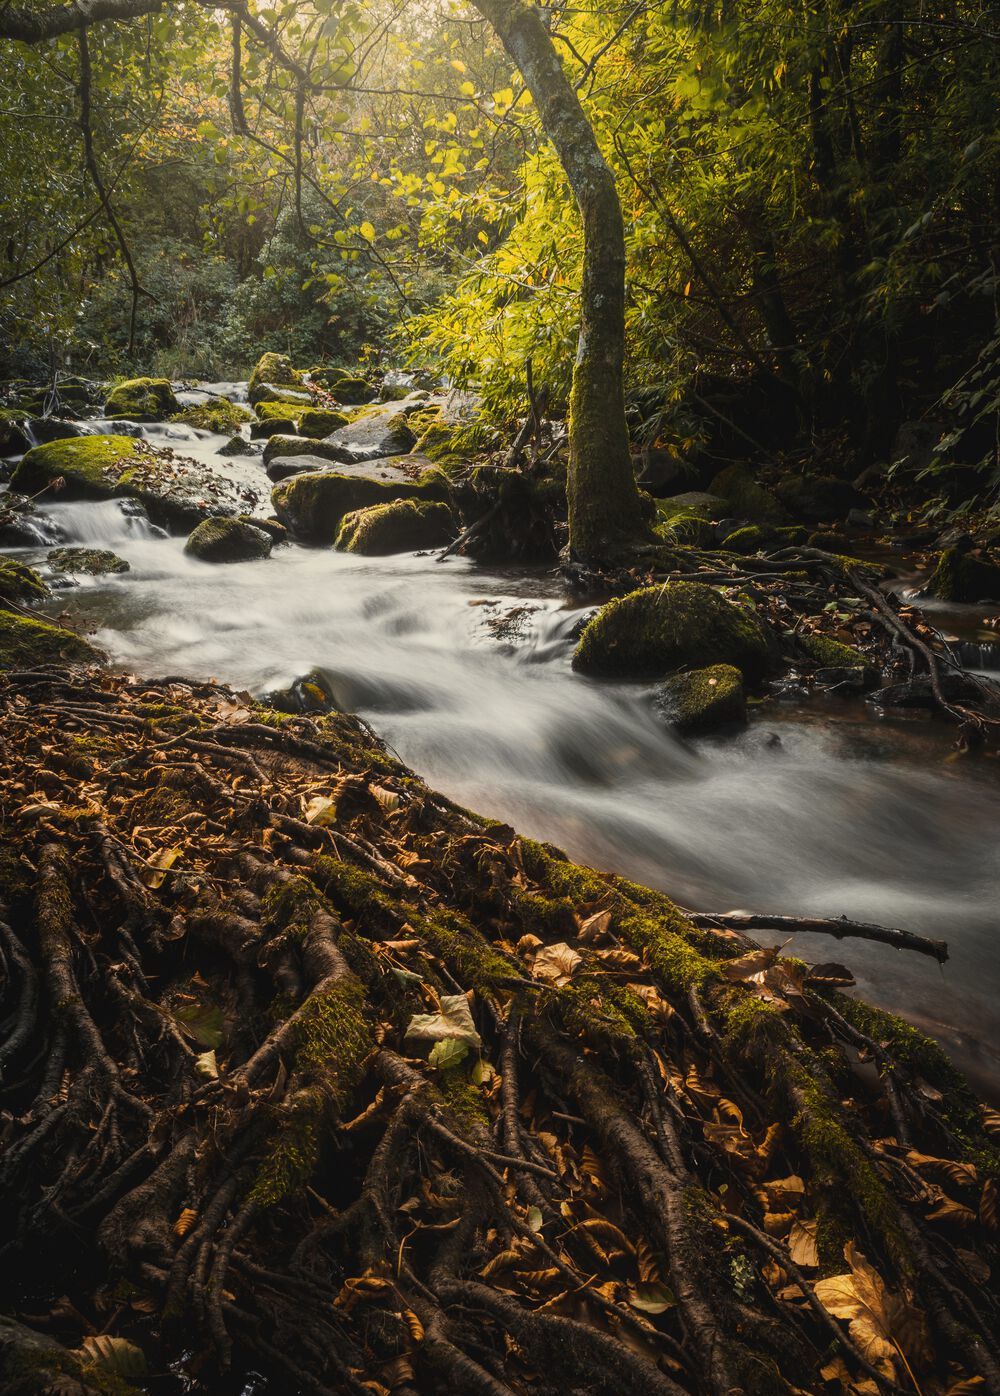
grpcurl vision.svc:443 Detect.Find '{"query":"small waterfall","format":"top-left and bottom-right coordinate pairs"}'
top-left (952, 640), bottom-right (1000, 673)
top-left (44, 497), bottom-right (166, 544)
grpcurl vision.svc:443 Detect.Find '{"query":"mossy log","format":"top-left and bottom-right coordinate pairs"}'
top-left (0, 667), bottom-right (996, 1396)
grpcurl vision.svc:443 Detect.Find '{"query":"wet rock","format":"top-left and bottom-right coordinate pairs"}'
top-left (11, 435), bottom-right (247, 531)
top-left (0, 558), bottom-right (49, 602)
top-left (272, 468), bottom-right (442, 544)
top-left (846, 508), bottom-right (875, 529)
top-left (184, 516), bottom-right (272, 563)
top-left (217, 435), bottom-right (253, 457)
top-left (572, 580), bottom-right (769, 683)
top-left (266, 454), bottom-right (329, 483)
top-left (654, 663), bottom-right (747, 734)
top-left (0, 410), bottom-right (31, 455)
top-left (296, 407), bottom-right (350, 438)
top-left (24, 416), bottom-right (86, 445)
top-left (306, 367), bottom-right (376, 403)
top-left (0, 610), bottom-right (101, 669)
top-left (320, 406), bottom-right (417, 462)
top-left (105, 377), bottom-right (179, 420)
top-left (263, 434), bottom-right (350, 468)
top-left (798, 632), bottom-right (865, 669)
top-left (926, 547), bottom-right (1000, 603)
top-left (171, 398), bottom-right (254, 434)
top-left (719, 523), bottom-right (774, 554)
top-left (248, 352), bottom-right (306, 407)
top-left (707, 465), bottom-right (787, 524)
top-left (774, 474), bottom-right (866, 523)
top-left (0, 493), bottom-right (67, 547)
top-left (335, 499), bottom-right (455, 555)
top-left (47, 547), bottom-right (130, 576)
top-left (237, 514), bottom-right (288, 544)
top-left (815, 666), bottom-right (869, 691)
top-left (266, 668), bottom-right (340, 714)
top-left (868, 673), bottom-right (979, 709)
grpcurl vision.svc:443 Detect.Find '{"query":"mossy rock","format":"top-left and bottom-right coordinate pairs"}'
top-left (47, 547), bottom-right (130, 576)
top-left (248, 352), bottom-right (305, 406)
top-left (105, 377), bottom-right (179, 420)
top-left (0, 558), bottom-right (49, 602)
top-left (296, 407), bottom-right (350, 438)
top-left (414, 420), bottom-right (457, 462)
top-left (11, 435), bottom-right (245, 531)
top-left (272, 470), bottom-right (442, 544)
top-left (708, 465), bottom-right (787, 524)
top-left (308, 368), bottom-right (376, 404)
top-left (251, 415), bottom-right (298, 440)
top-left (184, 516), bottom-right (273, 563)
top-left (0, 610), bottom-right (101, 669)
top-left (171, 398), bottom-right (254, 434)
top-left (256, 400), bottom-right (301, 424)
top-left (237, 514), bottom-right (288, 544)
top-left (807, 530), bottom-right (851, 552)
top-left (798, 632), bottom-right (864, 668)
top-left (335, 499), bottom-right (455, 555)
top-left (775, 474), bottom-right (866, 523)
top-left (654, 663), bottom-right (747, 734)
top-left (573, 580), bottom-right (769, 683)
top-left (927, 547), bottom-right (1000, 603)
top-left (719, 524), bottom-right (774, 555)
top-left (0, 408), bottom-right (31, 455)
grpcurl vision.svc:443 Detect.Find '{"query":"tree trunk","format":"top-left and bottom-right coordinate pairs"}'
top-left (470, 0), bottom-right (649, 560)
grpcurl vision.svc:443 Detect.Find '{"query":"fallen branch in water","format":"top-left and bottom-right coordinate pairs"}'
top-left (685, 909), bottom-right (949, 962)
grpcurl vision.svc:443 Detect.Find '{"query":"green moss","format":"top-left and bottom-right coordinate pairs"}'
top-left (248, 352), bottom-right (305, 405)
top-left (334, 499), bottom-right (455, 555)
top-left (654, 498), bottom-right (717, 547)
top-left (551, 976), bottom-right (639, 1051)
top-left (47, 547), bottom-right (129, 576)
top-left (927, 547), bottom-right (1000, 602)
top-left (11, 434), bottom-right (148, 499)
top-left (0, 610), bottom-right (101, 669)
top-left (0, 558), bottom-right (49, 602)
top-left (171, 398), bottom-right (254, 433)
top-left (708, 466), bottom-right (787, 523)
top-left (184, 516), bottom-right (272, 563)
top-left (272, 469), bottom-right (444, 544)
top-left (296, 406), bottom-right (349, 437)
top-left (256, 401), bottom-right (300, 425)
top-left (655, 663), bottom-right (746, 734)
top-left (572, 581), bottom-right (769, 683)
top-left (798, 633), bottom-right (862, 668)
top-left (105, 376), bottom-right (179, 419)
top-left (719, 524), bottom-right (772, 555)
top-left (439, 1067), bottom-right (491, 1133)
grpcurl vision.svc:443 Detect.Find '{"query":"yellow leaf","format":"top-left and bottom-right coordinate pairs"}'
top-left (142, 845), bottom-right (181, 889)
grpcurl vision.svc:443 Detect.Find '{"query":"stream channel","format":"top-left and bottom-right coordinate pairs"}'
top-left (3, 390), bottom-right (999, 1097)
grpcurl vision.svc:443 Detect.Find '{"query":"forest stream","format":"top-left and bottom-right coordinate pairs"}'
top-left (4, 402), bottom-right (999, 1098)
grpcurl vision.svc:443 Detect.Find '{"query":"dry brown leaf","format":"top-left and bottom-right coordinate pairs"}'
top-left (905, 1149), bottom-right (978, 1189)
top-left (577, 908), bottom-right (612, 942)
top-left (141, 845), bottom-right (181, 889)
top-left (531, 941), bottom-right (582, 987)
top-left (788, 1218), bottom-right (819, 1268)
top-left (925, 1197), bottom-right (977, 1226)
top-left (814, 1243), bottom-right (926, 1379)
top-left (979, 1177), bottom-right (996, 1228)
top-left (173, 1207), bottom-right (198, 1238)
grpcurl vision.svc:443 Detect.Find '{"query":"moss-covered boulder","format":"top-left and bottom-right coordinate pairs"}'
top-left (248, 352), bottom-right (305, 406)
top-left (251, 414), bottom-right (298, 440)
top-left (0, 408), bottom-right (31, 455)
top-left (708, 465), bottom-right (787, 524)
top-left (0, 610), bottom-right (101, 669)
top-left (573, 580), bottom-right (769, 683)
top-left (47, 547), bottom-right (130, 576)
top-left (184, 516), bottom-right (273, 563)
top-left (171, 398), bottom-right (254, 434)
top-left (237, 514), bottom-right (288, 544)
top-left (11, 435), bottom-right (246, 531)
top-left (105, 377), bottom-right (179, 420)
top-left (654, 663), bottom-right (747, 734)
top-left (0, 558), bottom-right (49, 603)
top-left (807, 530), bottom-right (851, 552)
top-left (775, 474), bottom-right (866, 523)
top-left (308, 368), bottom-right (376, 403)
top-left (296, 407), bottom-right (350, 438)
top-left (262, 434), bottom-right (353, 467)
top-left (335, 499), bottom-right (455, 555)
top-left (272, 469), bottom-right (441, 544)
top-left (927, 547), bottom-right (1000, 602)
top-left (719, 523), bottom-right (774, 554)
top-left (798, 632), bottom-right (864, 668)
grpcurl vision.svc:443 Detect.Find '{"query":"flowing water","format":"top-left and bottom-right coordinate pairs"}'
top-left (4, 412), bottom-right (999, 1094)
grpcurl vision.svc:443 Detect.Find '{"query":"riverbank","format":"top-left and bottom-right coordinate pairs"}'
top-left (1, 662), bottom-right (997, 1396)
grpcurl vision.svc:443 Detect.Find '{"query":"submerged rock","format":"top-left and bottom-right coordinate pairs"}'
top-left (708, 465), bottom-right (787, 524)
top-left (184, 516), bottom-right (273, 563)
top-left (272, 468), bottom-right (442, 544)
top-left (217, 435), bottom-right (253, 457)
top-left (335, 499), bottom-right (455, 555)
top-left (0, 610), bottom-right (101, 669)
top-left (266, 668), bottom-right (340, 714)
top-left (47, 547), bottom-right (130, 576)
top-left (11, 435), bottom-right (247, 531)
top-left (573, 580), bottom-right (769, 683)
top-left (105, 377), bottom-right (179, 420)
top-left (0, 558), bottom-right (50, 603)
top-left (654, 663), bottom-right (747, 734)
top-left (926, 547), bottom-right (1000, 603)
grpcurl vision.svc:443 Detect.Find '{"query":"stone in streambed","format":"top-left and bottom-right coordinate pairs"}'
top-left (47, 547), bottom-right (130, 576)
top-left (171, 398), bottom-right (254, 434)
top-left (272, 467), bottom-right (444, 544)
top-left (248, 352), bottom-right (306, 407)
top-left (184, 517), bottom-right (272, 563)
top-left (335, 499), bottom-right (455, 555)
top-left (926, 547), bottom-right (1000, 603)
top-left (0, 558), bottom-right (49, 603)
top-left (11, 435), bottom-right (247, 531)
top-left (572, 581), bottom-right (769, 683)
top-left (654, 664), bottom-right (747, 735)
top-left (0, 610), bottom-right (101, 669)
top-left (105, 377), bottom-right (179, 420)
top-left (708, 465), bottom-right (787, 524)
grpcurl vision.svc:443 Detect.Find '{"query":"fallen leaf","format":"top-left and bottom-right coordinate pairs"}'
top-left (405, 993), bottom-right (481, 1051)
top-left (531, 942), bottom-right (582, 987)
top-left (142, 845), bottom-right (181, 889)
top-left (428, 1038), bottom-right (470, 1070)
top-left (788, 1218), bottom-right (819, 1268)
top-left (629, 1281), bottom-right (675, 1314)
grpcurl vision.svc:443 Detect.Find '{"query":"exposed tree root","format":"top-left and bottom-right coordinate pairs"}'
top-left (0, 665), bottom-right (996, 1396)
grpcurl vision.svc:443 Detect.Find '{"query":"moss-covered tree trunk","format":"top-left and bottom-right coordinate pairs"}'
top-left (470, 0), bottom-right (650, 560)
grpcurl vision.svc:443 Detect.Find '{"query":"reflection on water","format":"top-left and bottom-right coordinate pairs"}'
top-left (4, 456), bottom-right (999, 1094)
